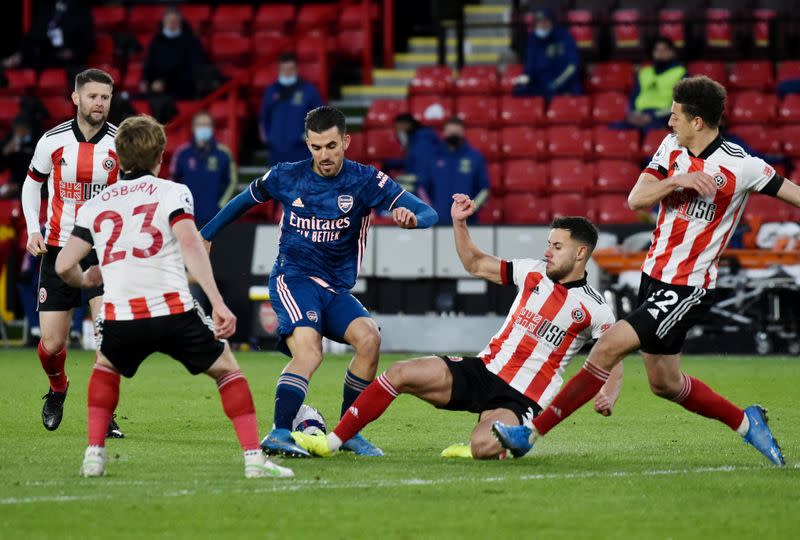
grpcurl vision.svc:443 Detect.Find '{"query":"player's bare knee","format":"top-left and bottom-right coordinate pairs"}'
top-left (648, 378), bottom-right (681, 399)
top-left (591, 333), bottom-right (622, 370)
top-left (41, 335), bottom-right (67, 354)
top-left (470, 433), bottom-right (502, 460)
top-left (385, 361), bottom-right (412, 393)
top-left (353, 326), bottom-right (381, 358)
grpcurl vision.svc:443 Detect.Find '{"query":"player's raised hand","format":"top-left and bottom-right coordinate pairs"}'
top-left (211, 302), bottom-right (237, 339)
top-left (593, 389), bottom-right (616, 416)
top-left (392, 207), bottom-right (418, 229)
top-left (674, 171), bottom-right (717, 199)
top-left (81, 265), bottom-right (103, 288)
top-left (451, 193), bottom-right (476, 222)
top-left (26, 232), bottom-right (48, 256)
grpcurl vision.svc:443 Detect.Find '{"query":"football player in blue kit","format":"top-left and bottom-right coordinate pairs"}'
top-left (201, 106), bottom-right (438, 456)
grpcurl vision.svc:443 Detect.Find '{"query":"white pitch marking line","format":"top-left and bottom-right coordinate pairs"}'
top-left (1, 464), bottom-right (796, 505)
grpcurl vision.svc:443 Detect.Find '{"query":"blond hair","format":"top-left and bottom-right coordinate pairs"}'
top-left (114, 115), bottom-right (166, 173)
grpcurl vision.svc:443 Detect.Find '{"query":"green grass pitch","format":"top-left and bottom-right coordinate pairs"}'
top-left (0, 349), bottom-right (798, 539)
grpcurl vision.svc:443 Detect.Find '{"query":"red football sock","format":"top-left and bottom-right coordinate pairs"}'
top-left (38, 341), bottom-right (68, 393)
top-left (87, 364), bottom-right (120, 447)
top-left (217, 370), bottom-right (260, 451)
top-left (672, 373), bottom-right (745, 431)
top-left (533, 361), bottom-right (610, 436)
top-left (333, 373), bottom-right (398, 443)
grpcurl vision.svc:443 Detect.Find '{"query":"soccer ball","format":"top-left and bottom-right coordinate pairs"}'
top-left (292, 404), bottom-right (327, 435)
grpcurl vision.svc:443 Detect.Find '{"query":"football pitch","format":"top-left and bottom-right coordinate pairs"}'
top-left (0, 349), bottom-right (798, 539)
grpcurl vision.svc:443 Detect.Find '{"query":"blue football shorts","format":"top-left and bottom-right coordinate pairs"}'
top-left (268, 273), bottom-right (370, 356)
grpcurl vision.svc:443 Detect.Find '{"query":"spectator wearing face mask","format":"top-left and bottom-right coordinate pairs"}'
top-left (170, 111), bottom-right (238, 228)
top-left (386, 113), bottom-right (439, 183)
top-left (416, 117), bottom-right (489, 226)
top-left (624, 37), bottom-right (686, 131)
top-left (258, 53), bottom-right (324, 165)
top-left (140, 6), bottom-right (207, 99)
top-left (513, 7), bottom-right (581, 100)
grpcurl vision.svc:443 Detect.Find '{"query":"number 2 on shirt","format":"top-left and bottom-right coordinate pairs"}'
top-left (93, 202), bottom-right (164, 266)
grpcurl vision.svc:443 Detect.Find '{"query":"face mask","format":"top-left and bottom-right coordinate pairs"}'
top-left (194, 126), bottom-right (213, 143)
top-left (445, 135), bottom-right (463, 149)
top-left (278, 75), bottom-right (298, 87)
top-left (396, 131), bottom-right (408, 148)
top-left (163, 27), bottom-right (181, 39)
top-left (653, 60), bottom-right (670, 71)
top-left (534, 28), bottom-right (551, 39)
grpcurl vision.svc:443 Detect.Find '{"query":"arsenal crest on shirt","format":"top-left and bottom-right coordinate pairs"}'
top-left (337, 194), bottom-right (353, 213)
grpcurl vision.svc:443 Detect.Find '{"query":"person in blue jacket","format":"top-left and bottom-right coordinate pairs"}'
top-left (417, 117), bottom-right (489, 226)
top-left (385, 113), bottom-right (439, 181)
top-left (171, 111), bottom-right (237, 229)
top-left (259, 52), bottom-right (324, 165)
top-left (513, 7), bottom-right (582, 100)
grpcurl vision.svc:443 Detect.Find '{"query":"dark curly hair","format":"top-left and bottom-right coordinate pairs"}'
top-left (672, 76), bottom-right (727, 129)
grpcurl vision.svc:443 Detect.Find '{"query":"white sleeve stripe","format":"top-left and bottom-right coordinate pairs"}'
top-left (388, 191), bottom-right (404, 210)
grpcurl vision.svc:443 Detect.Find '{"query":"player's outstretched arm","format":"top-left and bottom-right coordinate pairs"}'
top-left (390, 191), bottom-right (438, 229)
top-left (199, 182), bottom-right (266, 242)
top-left (174, 219), bottom-right (237, 338)
top-left (775, 177), bottom-right (800, 208)
top-left (628, 171), bottom-right (716, 211)
top-left (451, 194), bottom-right (503, 284)
top-left (55, 235), bottom-right (97, 289)
top-left (594, 362), bottom-right (624, 416)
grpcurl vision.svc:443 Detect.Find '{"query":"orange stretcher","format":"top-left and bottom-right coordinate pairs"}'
top-left (592, 248), bottom-right (800, 275)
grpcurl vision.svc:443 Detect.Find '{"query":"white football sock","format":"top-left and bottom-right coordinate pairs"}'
top-left (327, 432), bottom-right (343, 452)
top-left (736, 413), bottom-right (750, 436)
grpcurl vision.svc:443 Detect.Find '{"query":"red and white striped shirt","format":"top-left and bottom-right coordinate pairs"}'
top-left (72, 173), bottom-right (195, 321)
top-left (478, 259), bottom-right (615, 408)
top-left (642, 133), bottom-right (779, 288)
top-left (27, 119), bottom-right (119, 247)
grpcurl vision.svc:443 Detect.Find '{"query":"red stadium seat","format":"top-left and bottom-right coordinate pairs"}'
top-left (210, 33), bottom-right (252, 66)
top-left (96, 64), bottom-right (120, 86)
top-left (641, 128), bottom-right (671, 159)
top-left (591, 92), bottom-right (628, 124)
top-left (569, 24), bottom-right (598, 51)
top-left (42, 97), bottom-right (73, 123)
top-left (250, 65), bottom-right (278, 95)
top-left (409, 66), bottom-right (454, 96)
top-left (337, 30), bottom-right (370, 59)
top-left (122, 64), bottom-right (143, 94)
top-left (730, 92), bottom-right (777, 124)
top-left (778, 95), bottom-right (800, 125)
top-left (454, 66), bottom-right (498, 96)
top-left (487, 162), bottom-right (503, 194)
top-left (687, 61), bottom-right (727, 85)
top-left (254, 4), bottom-right (295, 33)
top-left (659, 22), bottom-right (685, 48)
top-left (0, 97), bottom-right (19, 129)
top-left (502, 194), bottom-right (551, 224)
top-left (503, 160), bottom-right (548, 193)
top-left (209, 100), bottom-right (247, 128)
top-left (729, 61), bottom-right (774, 92)
top-left (365, 128), bottom-right (404, 161)
top-left (297, 38), bottom-right (325, 62)
top-left (38, 68), bottom-right (68, 96)
top-left (500, 126), bottom-right (547, 160)
top-left (251, 32), bottom-right (285, 61)
top-left (409, 95), bottom-right (453, 128)
top-left (129, 5), bottom-right (165, 33)
top-left (551, 193), bottom-right (593, 219)
top-left (588, 62), bottom-right (634, 93)
top-left (593, 194), bottom-right (639, 224)
top-left (2, 69), bottom-right (36, 93)
top-left (296, 4), bottom-right (338, 33)
top-left (346, 132), bottom-right (367, 163)
top-left (547, 95), bottom-right (590, 125)
top-left (777, 61), bottom-right (800, 84)
top-left (87, 34), bottom-right (114, 67)
top-left (595, 160), bottom-right (640, 192)
top-left (499, 64), bottom-right (524, 94)
top-left (548, 159), bottom-right (595, 193)
top-left (729, 126), bottom-right (781, 155)
top-left (705, 23), bottom-right (733, 50)
top-left (593, 127), bottom-right (640, 159)
top-left (365, 99), bottom-right (408, 129)
top-left (499, 96), bottom-right (545, 126)
top-left (746, 193), bottom-right (791, 222)
top-left (340, 3), bottom-right (379, 30)
top-left (92, 6), bottom-right (126, 32)
top-left (456, 96), bottom-right (499, 127)
top-left (180, 5), bottom-right (212, 33)
top-left (465, 128), bottom-right (500, 161)
top-left (547, 127), bottom-right (592, 159)
top-left (212, 5), bottom-right (254, 33)
top-left (611, 10), bottom-right (642, 51)
top-left (477, 196), bottom-right (503, 224)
